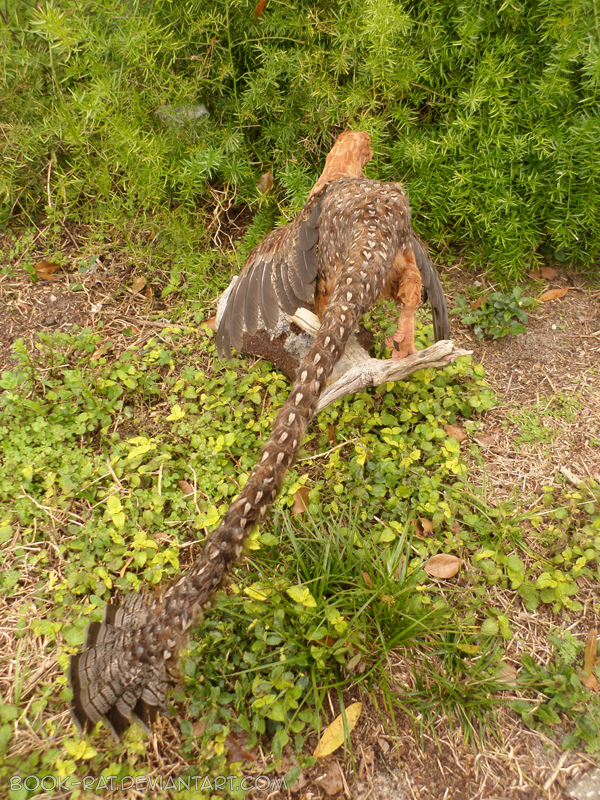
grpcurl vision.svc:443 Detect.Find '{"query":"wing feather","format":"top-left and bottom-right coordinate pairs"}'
top-left (244, 258), bottom-right (262, 336)
top-left (216, 191), bottom-right (328, 358)
top-left (413, 237), bottom-right (450, 341)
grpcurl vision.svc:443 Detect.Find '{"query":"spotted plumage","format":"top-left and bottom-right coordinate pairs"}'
top-left (69, 134), bottom-right (450, 740)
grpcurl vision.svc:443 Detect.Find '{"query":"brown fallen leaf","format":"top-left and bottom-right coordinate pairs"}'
top-left (254, 0), bottom-right (267, 17)
top-left (313, 702), bottom-right (362, 758)
top-left (424, 553), bottom-right (461, 579)
top-left (327, 423), bottom-right (337, 446)
top-left (130, 275), bottom-right (146, 295)
top-left (292, 486), bottom-right (310, 515)
top-left (412, 517), bottom-right (433, 538)
top-left (178, 480), bottom-right (194, 496)
top-left (224, 730), bottom-right (255, 763)
top-left (540, 266), bottom-right (558, 280)
top-left (444, 424), bottom-right (467, 442)
top-left (528, 269), bottom-right (543, 280)
top-left (257, 169), bottom-right (273, 193)
top-left (315, 634), bottom-right (337, 647)
top-left (469, 296), bottom-right (487, 310)
top-left (316, 762), bottom-right (344, 796)
top-left (193, 719), bottom-right (206, 737)
top-left (474, 433), bottom-right (496, 448)
top-left (582, 627), bottom-right (599, 692)
top-left (540, 287), bottom-right (569, 301)
top-left (34, 261), bottom-right (62, 281)
top-left (201, 315), bottom-right (217, 330)
top-left (497, 661), bottom-right (519, 688)
top-left (361, 571), bottom-right (372, 587)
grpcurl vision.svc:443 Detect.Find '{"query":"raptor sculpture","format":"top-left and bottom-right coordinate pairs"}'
top-left (70, 131), bottom-right (450, 738)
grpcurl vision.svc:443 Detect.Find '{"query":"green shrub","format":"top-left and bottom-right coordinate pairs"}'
top-left (2, 0), bottom-right (599, 275)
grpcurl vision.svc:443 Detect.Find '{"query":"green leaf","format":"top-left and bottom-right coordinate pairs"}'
top-left (506, 554), bottom-right (525, 588)
top-left (166, 404), bottom-right (185, 421)
top-left (287, 586), bottom-right (317, 608)
top-left (481, 618), bottom-right (499, 636)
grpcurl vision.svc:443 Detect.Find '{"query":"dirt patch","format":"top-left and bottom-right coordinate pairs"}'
top-left (444, 265), bottom-right (600, 497)
top-left (0, 234), bottom-right (177, 375)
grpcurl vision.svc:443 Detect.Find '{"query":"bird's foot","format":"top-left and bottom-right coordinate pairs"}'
top-left (384, 332), bottom-right (417, 359)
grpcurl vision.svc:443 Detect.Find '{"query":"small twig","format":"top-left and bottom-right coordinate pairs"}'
top-left (559, 465), bottom-right (583, 486)
top-left (297, 438), bottom-right (359, 462)
top-left (60, 220), bottom-right (80, 251)
top-left (46, 158), bottom-right (53, 207)
top-left (106, 459), bottom-right (124, 490)
top-left (188, 465), bottom-right (201, 516)
top-left (542, 751), bottom-right (569, 792)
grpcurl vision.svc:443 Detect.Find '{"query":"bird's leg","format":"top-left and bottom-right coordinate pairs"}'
top-left (384, 251), bottom-right (422, 360)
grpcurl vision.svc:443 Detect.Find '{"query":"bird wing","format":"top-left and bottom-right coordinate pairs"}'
top-left (413, 237), bottom-right (450, 341)
top-left (216, 193), bottom-right (325, 359)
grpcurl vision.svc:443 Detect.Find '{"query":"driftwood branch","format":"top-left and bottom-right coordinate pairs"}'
top-left (290, 308), bottom-right (472, 412)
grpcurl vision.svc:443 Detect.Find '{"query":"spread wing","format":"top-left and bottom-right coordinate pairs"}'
top-left (413, 237), bottom-right (450, 341)
top-left (216, 193), bottom-right (325, 360)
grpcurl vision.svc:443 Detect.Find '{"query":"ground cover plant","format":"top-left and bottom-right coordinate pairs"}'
top-left (0, 268), bottom-right (598, 796)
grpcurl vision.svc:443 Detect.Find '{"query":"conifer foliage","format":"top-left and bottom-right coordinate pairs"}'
top-left (2, 0), bottom-right (598, 273)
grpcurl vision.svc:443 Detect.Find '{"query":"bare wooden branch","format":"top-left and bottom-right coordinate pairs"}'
top-left (290, 308), bottom-right (472, 412)
top-left (215, 292), bottom-right (471, 411)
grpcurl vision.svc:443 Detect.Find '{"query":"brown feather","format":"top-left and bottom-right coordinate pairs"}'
top-left (69, 135), bottom-right (451, 740)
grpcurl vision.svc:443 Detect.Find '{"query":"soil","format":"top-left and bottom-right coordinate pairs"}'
top-left (1, 229), bottom-right (599, 800)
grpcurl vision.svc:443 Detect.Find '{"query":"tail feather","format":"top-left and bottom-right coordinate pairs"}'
top-left (69, 256), bottom-right (389, 738)
top-left (69, 177), bottom-right (411, 738)
top-left (412, 236), bottom-right (450, 341)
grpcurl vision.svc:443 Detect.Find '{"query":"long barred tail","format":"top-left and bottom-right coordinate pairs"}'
top-left (69, 257), bottom-right (388, 738)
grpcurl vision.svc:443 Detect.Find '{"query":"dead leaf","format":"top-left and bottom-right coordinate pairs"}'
top-left (34, 261), bottom-right (62, 281)
top-left (424, 553), bottom-right (462, 579)
top-left (224, 730), bottom-right (255, 763)
top-left (292, 486), bottom-right (310, 515)
top-left (201, 315), bottom-right (217, 330)
top-left (377, 737), bottom-right (390, 755)
top-left (540, 287), bottom-right (569, 301)
top-left (540, 266), bottom-right (558, 280)
top-left (254, 0), bottom-right (267, 17)
top-left (528, 269), bottom-right (542, 280)
top-left (313, 702), bottom-right (362, 758)
top-left (497, 661), bottom-right (519, 688)
top-left (582, 628), bottom-right (599, 692)
top-left (444, 424), bottom-right (467, 442)
top-left (130, 276), bottom-right (146, 295)
top-left (469, 296), bottom-right (487, 310)
top-left (193, 719), bottom-right (206, 737)
top-left (361, 571), bottom-right (372, 587)
top-left (316, 762), bottom-right (343, 796)
top-left (474, 433), bottom-right (496, 448)
top-left (412, 517), bottom-right (434, 539)
top-left (178, 480), bottom-right (194, 496)
top-left (315, 634), bottom-right (337, 647)
top-left (257, 169), bottom-right (273, 193)
top-left (327, 423), bottom-right (337, 446)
